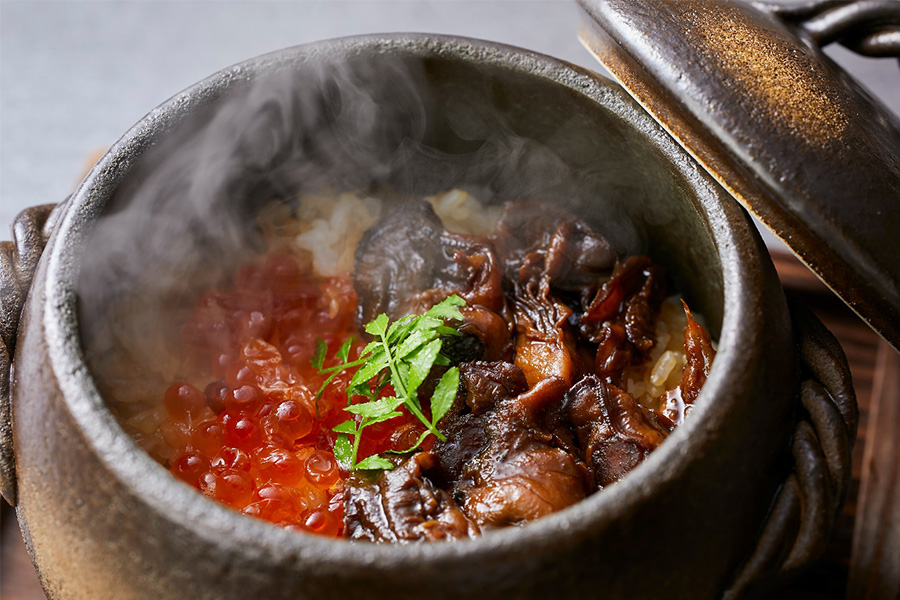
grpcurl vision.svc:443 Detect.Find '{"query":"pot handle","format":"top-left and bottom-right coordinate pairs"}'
top-left (725, 296), bottom-right (859, 597)
top-left (1, 202), bottom-right (62, 505)
top-left (757, 0), bottom-right (900, 59)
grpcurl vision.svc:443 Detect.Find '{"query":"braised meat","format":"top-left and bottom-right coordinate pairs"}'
top-left (491, 200), bottom-right (617, 289)
top-left (592, 323), bottom-right (633, 386)
top-left (564, 375), bottom-right (668, 488)
top-left (580, 256), bottom-right (667, 386)
top-left (458, 360), bottom-right (529, 414)
top-left (353, 202), bottom-right (447, 322)
top-left (659, 303), bottom-right (717, 425)
top-left (343, 197), bottom-right (715, 542)
top-left (678, 303), bottom-right (717, 404)
top-left (454, 376), bottom-right (591, 528)
top-left (344, 452), bottom-right (479, 543)
top-left (511, 277), bottom-right (581, 387)
top-left (354, 202), bottom-right (513, 360)
top-left (432, 361), bottom-right (529, 484)
top-left (491, 201), bottom-right (608, 388)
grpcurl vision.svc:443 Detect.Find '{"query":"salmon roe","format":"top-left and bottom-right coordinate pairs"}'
top-left (160, 253), bottom-right (424, 537)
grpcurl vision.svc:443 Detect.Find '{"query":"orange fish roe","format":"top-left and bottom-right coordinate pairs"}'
top-left (161, 253), bottom-right (427, 537)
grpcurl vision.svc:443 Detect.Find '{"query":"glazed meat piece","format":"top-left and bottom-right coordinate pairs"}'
top-left (492, 200), bottom-right (613, 387)
top-left (353, 202), bottom-right (446, 322)
top-left (433, 361), bottom-right (529, 484)
top-left (353, 202), bottom-right (513, 360)
top-left (580, 256), bottom-right (666, 350)
top-left (580, 256), bottom-right (667, 386)
top-left (592, 323), bottom-right (634, 386)
top-left (622, 262), bottom-right (666, 353)
top-left (564, 375), bottom-right (668, 488)
top-left (344, 452), bottom-right (479, 543)
top-left (511, 277), bottom-right (581, 387)
top-left (456, 377), bottom-right (592, 528)
top-left (491, 200), bottom-right (617, 289)
top-left (456, 303), bottom-right (514, 362)
top-left (678, 303), bottom-right (717, 404)
top-left (458, 360), bottom-right (529, 414)
top-left (659, 303), bottom-right (717, 425)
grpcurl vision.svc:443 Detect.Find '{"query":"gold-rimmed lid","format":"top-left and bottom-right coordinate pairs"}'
top-left (578, 0), bottom-right (900, 351)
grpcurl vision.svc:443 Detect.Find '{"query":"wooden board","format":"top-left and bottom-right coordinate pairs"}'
top-left (847, 337), bottom-right (900, 599)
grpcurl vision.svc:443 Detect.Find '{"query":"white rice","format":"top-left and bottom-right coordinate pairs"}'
top-left (426, 189), bottom-right (502, 237)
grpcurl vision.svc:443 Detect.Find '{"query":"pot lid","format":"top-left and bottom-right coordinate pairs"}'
top-left (578, 0), bottom-right (900, 352)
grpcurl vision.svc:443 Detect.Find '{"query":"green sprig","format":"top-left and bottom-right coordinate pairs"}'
top-left (312, 295), bottom-right (466, 471)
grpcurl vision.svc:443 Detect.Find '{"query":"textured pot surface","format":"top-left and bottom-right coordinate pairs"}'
top-left (10, 35), bottom-right (801, 599)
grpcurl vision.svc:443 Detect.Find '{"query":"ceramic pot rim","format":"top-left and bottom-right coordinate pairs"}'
top-left (38, 34), bottom-right (766, 569)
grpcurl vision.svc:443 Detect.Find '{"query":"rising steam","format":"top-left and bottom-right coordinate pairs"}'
top-left (77, 47), bottom-right (654, 393)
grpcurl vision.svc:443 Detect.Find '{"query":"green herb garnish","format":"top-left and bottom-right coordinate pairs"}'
top-left (312, 295), bottom-right (466, 471)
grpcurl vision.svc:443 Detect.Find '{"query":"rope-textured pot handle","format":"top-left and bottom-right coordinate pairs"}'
top-left (724, 2), bottom-right (890, 594)
top-left (726, 296), bottom-right (859, 597)
top-left (0, 202), bottom-right (63, 505)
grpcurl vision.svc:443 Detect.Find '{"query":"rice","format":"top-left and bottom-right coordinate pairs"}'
top-left (625, 296), bottom-right (714, 408)
top-left (426, 189), bottom-right (501, 237)
top-left (258, 191), bottom-right (382, 277)
top-left (650, 351), bottom-right (680, 387)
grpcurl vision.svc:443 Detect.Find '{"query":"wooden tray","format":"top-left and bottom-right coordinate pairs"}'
top-left (2, 251), bottom-right (897, 599)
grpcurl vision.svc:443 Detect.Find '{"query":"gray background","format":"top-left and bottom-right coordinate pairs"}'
top-left (2, 0), bottom-right (899, 239)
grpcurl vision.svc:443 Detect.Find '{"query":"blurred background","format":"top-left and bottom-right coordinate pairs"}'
top-left (1, 0), bottom-right (898, 238)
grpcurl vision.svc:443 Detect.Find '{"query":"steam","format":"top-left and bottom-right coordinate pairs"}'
top-left (78, 59), bottom-right (431, 313)
top-left (77, 48), bottom-right (654, 386)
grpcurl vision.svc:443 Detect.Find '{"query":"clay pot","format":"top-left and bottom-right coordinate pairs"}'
top-left (0, 35), bottom-right (855, 599)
